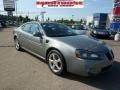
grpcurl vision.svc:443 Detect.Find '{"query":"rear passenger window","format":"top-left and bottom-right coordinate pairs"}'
top-left (21, 23), bottom-right (42, 35)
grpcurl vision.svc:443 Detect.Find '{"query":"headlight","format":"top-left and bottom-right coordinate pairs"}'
top-left (93, 31), bottom-right (97, 34)
top-left (75, 49), bottom-right (100, 60)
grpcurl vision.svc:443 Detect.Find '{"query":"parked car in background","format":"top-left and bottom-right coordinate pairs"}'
top-left (0, 20), bottom-right (6, 28)
top-left (68, 24), bottom-right (87, 35)
top-left (90, 28), bottom-right (110, 38)
top-left (0, 22), bottom-right (2, 28)
top-left (13, 22), bottom-right (114, 76)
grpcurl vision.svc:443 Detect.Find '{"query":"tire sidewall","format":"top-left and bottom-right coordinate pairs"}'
top-left (14, 38), bottom-right (21, 51)
top-left (47, 50), bottom-right (66, 75)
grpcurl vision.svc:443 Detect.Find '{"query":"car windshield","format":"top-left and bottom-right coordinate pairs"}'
top-left (94, 27), bottom-right (106, 29)
top-left (41, 23), bottom-right (77, 37)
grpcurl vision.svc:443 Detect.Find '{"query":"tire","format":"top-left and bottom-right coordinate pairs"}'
top-left (14, 38), bottom-right (22, 51)
top-left (47, 50), bottom-right (66, 75)
top-left (90, 32), bottom-right (94, 37)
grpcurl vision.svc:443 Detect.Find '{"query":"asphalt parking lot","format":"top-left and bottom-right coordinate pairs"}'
top-left (0, 27), bottom-right (120, 90)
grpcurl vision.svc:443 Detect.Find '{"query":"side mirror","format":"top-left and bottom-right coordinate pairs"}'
top-left (33, 32), bottom-right (43, 39)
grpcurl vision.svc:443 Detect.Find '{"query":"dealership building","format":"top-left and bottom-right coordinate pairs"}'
top-left (86, 14), bottom-right (113, 28)
top-left (86, 0), bottom-right (120, 29)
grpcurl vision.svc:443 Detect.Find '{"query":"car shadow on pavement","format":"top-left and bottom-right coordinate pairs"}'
top-left (0, 45), bottom-right (14, 47)
top-left (62, 61), bottom-right (120, 90)
top-left (93, 36), bottom-right (113, 40)
top-left (0, 28), bottom-right (4, 32)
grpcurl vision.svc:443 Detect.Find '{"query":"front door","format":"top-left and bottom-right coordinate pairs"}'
top-left (28, 23), bottom-right (45, 58)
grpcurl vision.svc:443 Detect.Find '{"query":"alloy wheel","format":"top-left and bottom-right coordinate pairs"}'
top-left (48, 53), bottom-right (63, 73)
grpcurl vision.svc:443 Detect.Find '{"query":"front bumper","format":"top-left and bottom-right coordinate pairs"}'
top-left (110, 31), bottom-right (117, 36)
top-left (92, 33), bottom-right (110, 37)
top-left (67, 57), bottom-right (114, 76)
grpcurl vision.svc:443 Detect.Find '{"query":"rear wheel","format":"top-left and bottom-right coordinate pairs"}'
top-left (47, 50), bottom-right (66, 75)
top-left (14, 38), bottom-right (22, 51)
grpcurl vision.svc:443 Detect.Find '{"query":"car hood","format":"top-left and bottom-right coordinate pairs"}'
top-left (53, 35), bottom-right (108, 52)
top-left (74, 30), bottom-right (86, 35)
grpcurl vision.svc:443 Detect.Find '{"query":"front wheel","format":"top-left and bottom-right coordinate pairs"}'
top-left (47, 50), bottom-right (66, 75)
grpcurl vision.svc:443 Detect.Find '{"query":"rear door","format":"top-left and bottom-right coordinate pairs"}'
top-left (19, 23), bottom-right (33, 50)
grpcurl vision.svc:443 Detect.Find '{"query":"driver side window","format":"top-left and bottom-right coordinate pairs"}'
top-left (30, 23), bottom-right (40, 34)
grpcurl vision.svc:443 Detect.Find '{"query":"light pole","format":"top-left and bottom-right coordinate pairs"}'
top-left (40, 11), bottom-right (46, 22)
top-left (15, 0), bottom-right (18, 16)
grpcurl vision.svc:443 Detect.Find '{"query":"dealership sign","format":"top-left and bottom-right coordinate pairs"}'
top-left (113, 7), bottom-right (120, 15)
top-left (113, 0), bottom-right (120, 23)
top-left (36, 0), bottom-right (84, 8)
top-left (3, 0), bottom-right (15, 11)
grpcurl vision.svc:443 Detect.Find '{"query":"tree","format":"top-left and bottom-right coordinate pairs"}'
top-left (70, 19), bottom-right (75, 24)
top-left (18, 15), bottom-right (23, 22)
top-left (83, 20), bottom-right (87, 25)
top-left (24, 16), bottom-right (30, 22)
top-left (47, 17), bottom-right (50, 22)
top-left (35, 16), bottom-right (39, 21)
top-left (54, 19), bottom-right (56, 22)
top-left (79, 19), bottom-right (83, 24)
top-left (61, 18), bottom-right (64, 23)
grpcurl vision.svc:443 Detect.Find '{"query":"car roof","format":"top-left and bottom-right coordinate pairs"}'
top-left (27, 21), bottom-right (58, 24)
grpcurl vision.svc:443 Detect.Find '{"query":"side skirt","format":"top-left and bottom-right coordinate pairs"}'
top-left (21, 46), bottom-right (46, 61)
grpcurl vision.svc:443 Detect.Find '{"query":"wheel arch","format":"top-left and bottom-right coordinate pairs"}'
top-left (14, 35), bottom-right (17, 40)
top-left (46, 47), bottom-right (63, 60)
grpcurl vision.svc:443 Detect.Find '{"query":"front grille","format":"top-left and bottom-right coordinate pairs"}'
top-left (105, 52), bottom-right (113, 60)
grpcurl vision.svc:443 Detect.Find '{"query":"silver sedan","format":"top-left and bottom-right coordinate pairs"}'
top-left (13, 22), bottom-right (114, 76)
